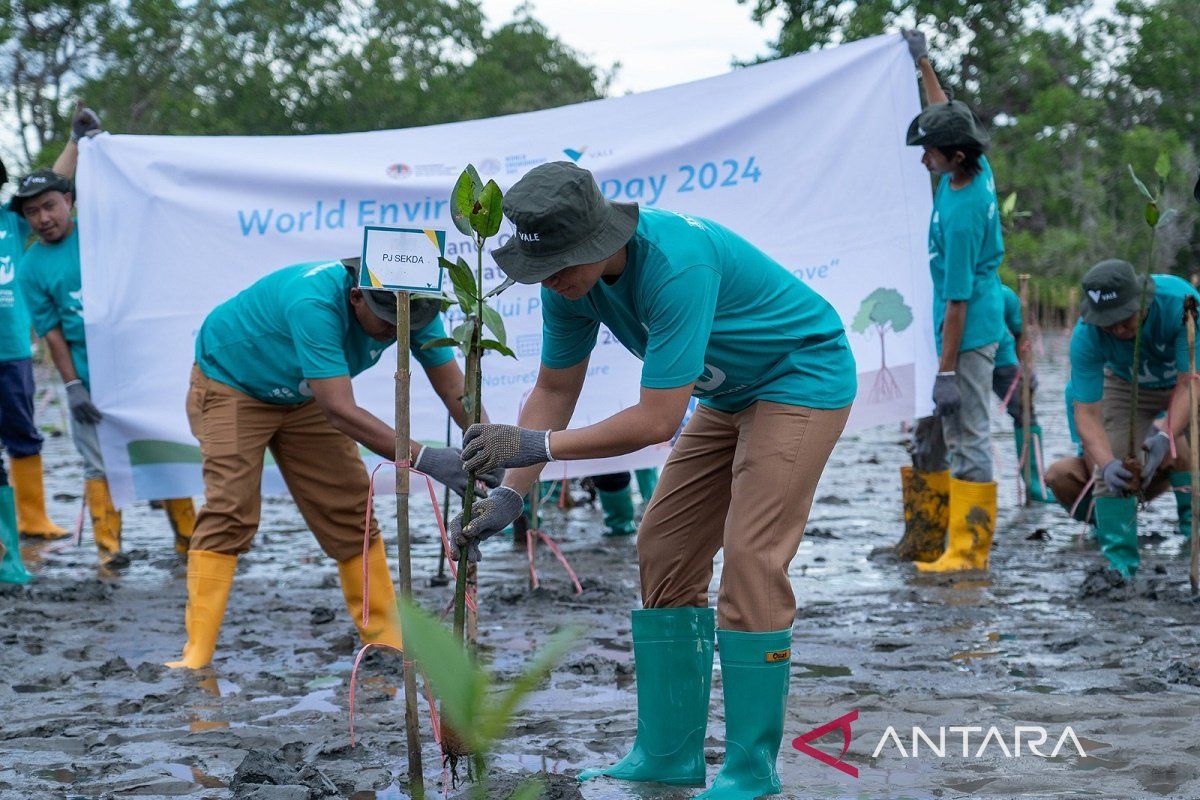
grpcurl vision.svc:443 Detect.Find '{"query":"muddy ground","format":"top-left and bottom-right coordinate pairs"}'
top-left (4, 333), bottom-right (1200, 800)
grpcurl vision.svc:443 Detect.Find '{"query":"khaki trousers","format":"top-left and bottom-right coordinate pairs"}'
top-left (186, 366), bottom-right (378, 561)
top-left (637, 400), bottom-right (850, 632)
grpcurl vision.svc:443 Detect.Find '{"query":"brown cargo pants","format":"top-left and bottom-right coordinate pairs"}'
top-left (186, 365), bottom-right (378, 561)
top-left (637, 400), bottom-right (850, 632)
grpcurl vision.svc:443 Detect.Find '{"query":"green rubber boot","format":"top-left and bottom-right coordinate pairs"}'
top-left (698, 628), bottom-right (793, 799)
top-left (579, 607), bottom-right (715, 786)
top-left (598, 485), bottom-right (638, 536)
top-left (635, 468), bottom-right (659, 504)
top-left (1014, 425), bottom-right (1055, 503)
top-left (1093, 495), bottom-right (1139, 577)
top-left (0, 486), bottom-right (34, 585)
top-left (1171, 471), bottom-right (1193, 538)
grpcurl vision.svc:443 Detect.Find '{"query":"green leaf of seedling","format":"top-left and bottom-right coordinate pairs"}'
top-left (483, 277), bottom-right (517, 300)
top-left (397, 600), bottom-right (487, 743)
top-left (480, 303), bottom-right (506, 346)
top-left (451, 166), bottom-right (484, 237)
top-left (505, 777), bottom-right (546, 800)
top-left (1001, 192), bottom-right (1017, 218)
top-left (1156, 206), bottom-right (1179, 230)
top-left (479, 339), bottom-right (517, 358)
top-left (1155, 152), bottom-right (1171, 181)
top-left (1129, 164), bottom-right (1154, 202)
top-left (446, 257), bottom-right (478, 313)
top-left (1145, 202), bottom-right (1160, 227)
top-left (452, 320), bottom-right (475, 351)
top-left (470, 180), bottom-right (504, 239)
top-left (478, 626), bottom-right (579, 745)
top-left (421, 337), bottom-right (459, 350)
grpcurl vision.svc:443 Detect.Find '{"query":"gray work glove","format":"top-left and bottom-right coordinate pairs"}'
top-left (450, 486), bottom-right (524, 563)
top-left (1141, 429), bottom-right (1172, 480)
top-left (65, 380), bottom-right (102, 424)
top-left (413, 445), bottom-right (503, 498)
top-left (932, 372), bottom-right (960, 416)
top-left (901, 29), bottom-right (928, 65)
top-left (461, 423), bottom-right (551, 474)
top-left (1101, 458), bottom-right (1133, 495)
top-left (71, 105), bottom-right (101, 142)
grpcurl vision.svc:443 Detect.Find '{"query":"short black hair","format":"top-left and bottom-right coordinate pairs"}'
top-left (0, 156), bottom-right (7, 188)
top-left (937, 145), bottom-right (984, 178)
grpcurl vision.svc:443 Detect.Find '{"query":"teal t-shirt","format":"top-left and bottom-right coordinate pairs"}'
top-left (995, 284), bottom-right (1022, 368)
top-left (196, 261), bottom-right (455, 404)
top-left (0, 210), bottom-right (32, 362)
top-left (540, 207), bottom-right (857, 413)
top-left (1068, 274), bottom-right (1199, 404)
top-left (929, 156), bottom-right (1005, 354)
top-left (17, 225), bottom-right (88, 387)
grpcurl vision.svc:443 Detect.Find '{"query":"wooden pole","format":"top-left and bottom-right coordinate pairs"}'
top-left (1185, 295), bottom-right (1199, 595)
top-left (1019, 274), bottom-right (1033, 506)
top-left (1066, 287), bottom-right (1079, 330)
top-left (395, 291), bottom-right (424, 796)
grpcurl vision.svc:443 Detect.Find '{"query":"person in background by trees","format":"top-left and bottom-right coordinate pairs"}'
top-left (12, 109), bottom-right (198, 567)
top-left (898, 29), bottom-right (1005, 573)
top-left (993, 283), bottom-right (1053, 502)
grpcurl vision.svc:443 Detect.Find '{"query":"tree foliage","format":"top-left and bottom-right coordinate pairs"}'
top-left (740, 0), bottom-right (1200, 289)
top-left (0, 0), bottom-right (611, 168)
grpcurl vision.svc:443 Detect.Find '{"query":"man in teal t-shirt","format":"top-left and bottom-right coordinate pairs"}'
top-left (1045, 260), bottom-right (1199, 577)
top-left (446, 162), bottom-right (855, 799)
top-left (991, 284), bottom-right (1053, 502)
top-left (14, 166), bottom-right (197, 563)
top-left (169, 259), bottom-right (501, 670)
top-left (896, 30), bottom-right (1004, 575)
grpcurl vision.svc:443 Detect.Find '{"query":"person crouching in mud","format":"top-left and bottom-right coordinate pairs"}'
top-left (447, 161), bottom-right (856, 799)
top-left (167, 259), bottom-right (501, 669)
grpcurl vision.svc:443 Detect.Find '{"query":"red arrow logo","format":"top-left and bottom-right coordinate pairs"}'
top-left (791, 709), bottom-right (859, 778)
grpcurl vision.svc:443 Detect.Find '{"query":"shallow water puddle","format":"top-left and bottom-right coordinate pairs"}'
top-left (254, 687), bottom-right (339, 719)
top-left (148, 762), bottom-right (228, 789)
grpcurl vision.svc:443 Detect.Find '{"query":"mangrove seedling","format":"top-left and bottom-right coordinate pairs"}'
top-left (398, 600), bottom-right (578, 800)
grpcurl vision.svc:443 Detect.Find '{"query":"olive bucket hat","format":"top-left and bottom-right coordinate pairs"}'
top-left (491, 161), bottom-right (639, 284)
top-left (906, 100), bottom-right (991, 151)
top-left (340, 258), bottom-right (440, 329)
top-left (1079, 259), bottom-right (1155, 327)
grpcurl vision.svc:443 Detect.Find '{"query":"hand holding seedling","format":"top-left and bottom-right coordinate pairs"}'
top-left (461, 423), bottom-right (552, 473)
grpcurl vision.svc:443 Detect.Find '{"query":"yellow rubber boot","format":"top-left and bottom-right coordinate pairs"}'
top-left (166, 550), bottom-right (237, 669)
top-left (894, 467), bottom-right (949, 562)
top-left (337, 537), bottom-right (403, 650)
top-left (11, 455), bottom-right (68, 539)
top-left (916, 477), bottom-right (997, 573)
top-left (85, 478), bottom-right (123, 557)
top-left (162, 498), bottom-right (196, 553)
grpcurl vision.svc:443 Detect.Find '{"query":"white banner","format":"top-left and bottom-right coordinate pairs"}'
top-left (76, 33), bottom-right (935, 507)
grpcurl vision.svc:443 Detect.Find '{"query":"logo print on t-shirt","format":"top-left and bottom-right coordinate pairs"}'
top-left (0, 256), bottom-right (13, 286)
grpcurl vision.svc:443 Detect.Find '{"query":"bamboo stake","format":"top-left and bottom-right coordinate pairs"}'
top-left (395, 291), bottom-right (424, 796)
top-left (1019, 274), bottom-right (1033, 506)
top-left (1186, 295), bottom-right (1199, 595)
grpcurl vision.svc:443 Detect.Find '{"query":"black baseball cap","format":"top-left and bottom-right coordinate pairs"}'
top-left (491, 161), bottom-right (638, 284)
top-left (8, 169), bottom-right (73, 215)
top-left (1079, 259), bottom-right (1155, 327)
top-left (906, 100), bottom-right (991, 151)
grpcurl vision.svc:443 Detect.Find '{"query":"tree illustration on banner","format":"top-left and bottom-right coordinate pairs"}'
top-left (851, 287), bottom-right (913, 402)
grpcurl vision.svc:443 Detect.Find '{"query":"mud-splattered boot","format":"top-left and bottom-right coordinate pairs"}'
top-left (85, 478), bottom-right (123, 562)
top-left (1093, 495), bottom-right (1139, 577)
top-left (337, 537), bottom-right (403, 650)
top-left (579, 607), bottom-right (714, 786)
top-left (0, 487), bottom-right (34, 584)
top-left (11, 455), bottom-right (68, 539)
top-left (599, 485), bottom-right (638, 537)
top-left (162, 497), bottom-right (196, 554)
top-left (166, 550), bottom-right (237, 669)
top-left (894, 466), bottom-right (949, 562)
top-left (915, 477), bottom-right (996, 572)
top-left (696, 628), bottom-right (793, 799)
top-left (635, 468), bottom-right (659, 505)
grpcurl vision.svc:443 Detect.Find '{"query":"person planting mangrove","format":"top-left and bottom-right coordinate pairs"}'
top-left (993, 283), bottom-right (1053, 502)
top-left (898, 29), bottom-right (1005, 573)
top-left (167, 259), bottom-right (501, 669)
top-left (1044, 259), bottom-right (1198, 577)
top-left (14, 149), bottom-right (198, 566)
top-left (448, 161), bottom-right (856, 799)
